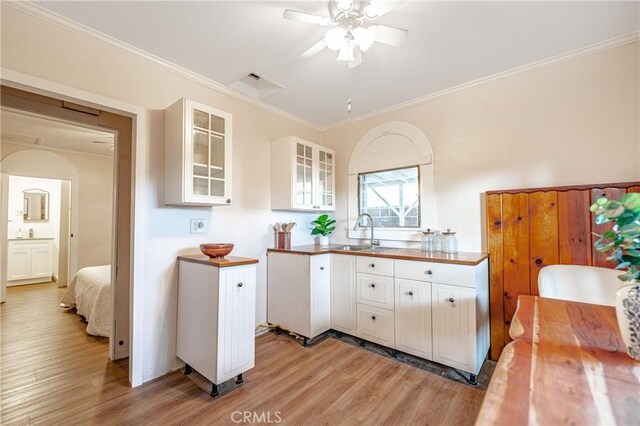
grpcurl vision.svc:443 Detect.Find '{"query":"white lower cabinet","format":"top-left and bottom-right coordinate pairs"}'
top-left (7, 239), bottom-right (53, 285)
top-left (331, 254), bottom-right (357, 335)
top-left (267, 252), bottom-right (331, 341)
top-left (394, 278), bottom-right (432, 359)
top-left (356, 303), bottom-right (395, 347)
top-left (357, 273), bottom-right (394, 310)
top-left (432, 283), bottom-right (478, 374)
top-left (177, 259), bottom-right (257, 390)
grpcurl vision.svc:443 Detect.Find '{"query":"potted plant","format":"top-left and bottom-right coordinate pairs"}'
top-left (311, 214), bottom-right (336, 246)
top-left (590, 192), bottom-right (640, 360)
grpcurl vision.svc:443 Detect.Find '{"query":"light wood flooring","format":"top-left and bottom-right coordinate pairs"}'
top-left (1, 283), bottom-right (492, 425)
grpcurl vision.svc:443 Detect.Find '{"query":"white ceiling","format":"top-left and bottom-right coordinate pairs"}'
top-left (1, 110), bottom-right (115, 156)
top-left (34, 1), bottom-right (639, 127)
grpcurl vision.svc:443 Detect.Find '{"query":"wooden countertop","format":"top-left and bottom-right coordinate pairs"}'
top-left (178, 255), bottom-right (259, 268)
top-left (476, 295), bottom-right (640, 425)
top-left (267, 245), bottom-right (488, 266)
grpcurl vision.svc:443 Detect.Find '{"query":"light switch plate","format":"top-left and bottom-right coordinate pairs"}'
top-left (191, 219), bottom-right (205, 234)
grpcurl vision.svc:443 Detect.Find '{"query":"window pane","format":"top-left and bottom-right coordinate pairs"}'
top-left (210, 114), bottom-right (225, 134)
top-left (210, 179), bottom-right (224, 197)
top-left (193, 177), bottom-right (208, 195)
top-left (194, 109), bottom-right (209, 129)
top-left (193, 131), bottom-right (208, 165)
top-left (358, 166), bottom-right (420, 228)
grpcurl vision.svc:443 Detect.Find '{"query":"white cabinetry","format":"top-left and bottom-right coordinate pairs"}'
top-left (7, 239), bottom-right (53, 285)
top-left (355, 256), bottom-right (395, 347)
top-left (330, 254), bottom-right (357, 335)
top-left (271, 136), bottom-right (335, 212)
top-left (177, 257), bottom-right (257, 396)
top-left (165, 98), bottom-right (232, 206)
top-left (267, 252), bottom-right (331, 342)
top-left (395, 278), bottom-right (432, 359)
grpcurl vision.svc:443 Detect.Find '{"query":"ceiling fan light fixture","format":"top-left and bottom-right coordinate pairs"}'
top-left (325, 27), bottom-right (347, 51)
top-left (337, 39), bottom-right (355, 62)
top-left (353, 26), bottom-right (376, 51)
top-left (363, 3), bottom-right (379, 19)
top-left (336, 0), bottom-right (353, 12)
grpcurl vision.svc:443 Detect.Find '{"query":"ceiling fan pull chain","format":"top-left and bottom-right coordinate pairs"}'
top-left (347, 97), bottom-right (352, 114)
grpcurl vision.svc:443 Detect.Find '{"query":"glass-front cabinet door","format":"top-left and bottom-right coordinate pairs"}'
top-left (293, 140), bottom-right (315, 210)
top-left (316, 148), bottom-right (335, 211)
top-left (186, 100), bottom-right (232, 205)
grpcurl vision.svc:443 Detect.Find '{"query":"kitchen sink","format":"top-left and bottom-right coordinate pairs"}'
top-left (335, 245), bottom-right (398, 253)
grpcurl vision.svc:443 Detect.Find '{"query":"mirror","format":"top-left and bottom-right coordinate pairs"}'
top-left (23, 189), bottom-right (49, 222)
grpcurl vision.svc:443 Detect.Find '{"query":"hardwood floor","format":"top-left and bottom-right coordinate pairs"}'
top-left (1, 283), bottom-right (492, 425)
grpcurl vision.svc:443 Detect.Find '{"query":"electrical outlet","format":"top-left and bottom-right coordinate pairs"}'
top-left (190, 219), bottom-right (206, 234)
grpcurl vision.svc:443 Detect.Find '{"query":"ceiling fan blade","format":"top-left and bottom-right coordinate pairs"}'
top-left (373, 24), bottom-right (408, 46)
top-left (348, 49), bottom-right (362, 69)
top-left (283, 10), bottom-right (331, 26)
top-left (302, 39), bottom-right (328, 58)
top-left (363, 0), bottom-right (406, 19)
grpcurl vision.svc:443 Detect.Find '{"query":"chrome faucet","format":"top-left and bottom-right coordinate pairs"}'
top-left (353, 213), bottom-right (380, 248)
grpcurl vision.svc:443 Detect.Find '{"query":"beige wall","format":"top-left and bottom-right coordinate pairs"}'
top-left (1, 142), bottom-right (114, 271)
top-left (323, 42), bottom-right (640, 252)
top-left (1, 4), bottom-right (323, 382)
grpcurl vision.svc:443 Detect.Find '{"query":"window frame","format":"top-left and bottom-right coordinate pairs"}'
top-left (357, 165), bottom-right (422, 229)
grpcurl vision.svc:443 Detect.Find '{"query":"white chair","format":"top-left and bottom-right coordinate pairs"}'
top-left (538, 265), bottom-right (625, 306)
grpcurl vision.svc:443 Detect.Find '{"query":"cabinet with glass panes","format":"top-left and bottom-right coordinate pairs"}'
top-left (165, 98), bottom-right (232, 206)
top-left (271, 136), bottom-right (335, 212)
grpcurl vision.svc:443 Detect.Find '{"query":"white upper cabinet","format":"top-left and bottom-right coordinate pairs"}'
top-left (165, 98), bottom-right (233, 206)
top-left (271, 136), bottom-right (335, 212)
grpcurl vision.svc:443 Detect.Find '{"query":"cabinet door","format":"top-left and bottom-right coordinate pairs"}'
top-left (292, 139), bottom-right (316, 210)
top-left (432, 283), bottom-right (477, 373)
top-left (30, 244), bottom-right (53, 279)
top-left (310, 254), bottom-right (331, 338)
top-left (186, 100), bottom-right (232, 205)
top-left (395, 279), bottom-right (432, 359)
top-left (331, 254), bottom-right (357, 335)
top-left (7, 245), bottom-right (31, 281)
top-left (217, 266), bottom-right (256, 382)
top-left (316, 147), bottom-right (335, 211)
top-left (356, 304), bottom-right (395, 347)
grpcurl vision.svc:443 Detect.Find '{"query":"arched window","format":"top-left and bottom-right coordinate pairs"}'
top-left (348, 122), bottom-right (435, 242)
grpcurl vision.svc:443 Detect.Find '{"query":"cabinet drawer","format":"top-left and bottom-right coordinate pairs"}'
top-left (394, 259), bottom-right (476, 287)
top-left (357, 273), bottom-right (394, 310)
top-left (356, 304), bottom-right (395, 347)
top-left (357, 256), bottom-right (393, 276)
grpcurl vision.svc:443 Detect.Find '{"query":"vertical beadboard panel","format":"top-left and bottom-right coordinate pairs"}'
top-left (528, 192), bottom-right (559, 296)
top-left (486, 193), bottom-right (504, 361)
top-left (558, 190), bottom-right (592, 265)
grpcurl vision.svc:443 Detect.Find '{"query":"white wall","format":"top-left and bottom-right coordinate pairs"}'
top-left (0, 4), bottom-right (324, 383)
top-left (7, 175), bottom-right (61, 277)
top-left (323, 41), bottom-right (640, 252)
top-left (1, 142), bottom-right (114, 271)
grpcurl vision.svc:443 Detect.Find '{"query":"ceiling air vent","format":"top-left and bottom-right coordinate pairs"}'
top-left (229, 72), bottom-right (285, 100)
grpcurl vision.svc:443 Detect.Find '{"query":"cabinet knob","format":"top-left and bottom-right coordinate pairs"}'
top-left (448, 297), bottom-right (455, 303)
top-left (370, 283), bottom-right (376, 288)
top-left (226, 199), bottom-right (231, 204)
top-left (369, 263), bottom-right (375, 268)
top-left (371, 315), bottom-right (376, 321)
top-left (237, 282), bottom-right (244, 288)
top-left (320, 266), bottom-right (325, 270)
top-left (408, 291), bottom-right (414, 296)
top-left (426, 270), bottom-right (433, 275)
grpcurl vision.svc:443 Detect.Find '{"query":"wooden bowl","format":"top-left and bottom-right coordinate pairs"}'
top-left (199, 243), bottom-right (234, 258)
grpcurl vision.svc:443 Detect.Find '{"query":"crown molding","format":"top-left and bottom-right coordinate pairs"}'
top-left (2, 139), bottom-right (114, 159)
top-left (322, 31), bottom-right (640, 130)
top-left (5, 1), bottom-right (322, 131)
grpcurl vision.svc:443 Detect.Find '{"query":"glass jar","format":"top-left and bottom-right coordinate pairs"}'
top-left (421, 229), bottom-right (440, 252)
top-left (441, 229), bottom-right (458, 254)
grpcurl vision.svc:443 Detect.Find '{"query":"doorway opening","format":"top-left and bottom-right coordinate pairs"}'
top-left (1, 86), bottom-right (132, 369)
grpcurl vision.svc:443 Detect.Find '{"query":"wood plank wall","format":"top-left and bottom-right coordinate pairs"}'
top-left (486, 181), bottom-right (640, 361)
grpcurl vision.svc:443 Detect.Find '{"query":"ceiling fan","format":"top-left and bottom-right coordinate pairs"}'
top-left (284, 0), bottom-right (408, 68)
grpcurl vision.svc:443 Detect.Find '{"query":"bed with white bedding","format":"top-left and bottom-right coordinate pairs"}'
top-left (60, 265), bottom-right (112, 337)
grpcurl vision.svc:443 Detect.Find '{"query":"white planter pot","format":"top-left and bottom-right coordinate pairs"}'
top-left (616, 282), bottom-right (640, 361)
top-left (317, 235), bottom-right (330, 247)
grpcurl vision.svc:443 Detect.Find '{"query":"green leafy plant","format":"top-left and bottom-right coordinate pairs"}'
top-left (311, 214), bottom-right (336, 237)
top-left (590, 192), bottom-right (640, 282)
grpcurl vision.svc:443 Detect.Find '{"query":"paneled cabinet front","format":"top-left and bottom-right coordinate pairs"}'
top-left (165, 98), bottom-right (232, 206)
top-left (267, 252), bottom-right (331, 340)
top-left (7, 240), bottom-right (53, 285)
top-left (271, 136), bottom-right (335, 212)
top-left (395, 278), bottom-right (432, 359)
top-left (331, 254), bottom-right (357, 335)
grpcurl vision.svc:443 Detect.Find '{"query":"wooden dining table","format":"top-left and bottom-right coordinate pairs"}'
top-left (476, 295), bottom-right (640, 425)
